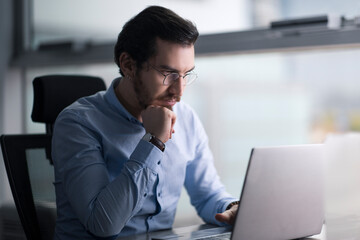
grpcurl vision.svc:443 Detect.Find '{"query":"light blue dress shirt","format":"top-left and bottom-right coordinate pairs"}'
top-left (52, 78), bottom-right (236, 239)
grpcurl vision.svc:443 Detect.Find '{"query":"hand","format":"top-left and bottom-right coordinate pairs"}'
top-left (215, 204), bottom-right (238, 225)
top-left (141, 105), bottom-right (176, 143)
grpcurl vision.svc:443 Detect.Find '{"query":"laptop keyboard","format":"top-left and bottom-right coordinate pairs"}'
top-left (193, 232), bottom-right (231, 240)
top-left (150, 226), bottom-right (232, 240)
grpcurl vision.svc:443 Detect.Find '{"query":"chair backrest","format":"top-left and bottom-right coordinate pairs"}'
top-left (31, 74), bottom-right (107, 135)
top-left (32, 74), bottom-right (106, 163)
top-left (1, 75), bottom-right (106, 240)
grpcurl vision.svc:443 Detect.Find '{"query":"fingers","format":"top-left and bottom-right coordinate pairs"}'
top-left (141, 105), bottom-right (177, 143)
top-left (215, 213), bottom-right (228, 223)
top-left (170, 112), bottom-right (176, 139)
top-left (214, 205), bottom-right (238, 225)
top-left (215, 211), bottom-right (233, 225)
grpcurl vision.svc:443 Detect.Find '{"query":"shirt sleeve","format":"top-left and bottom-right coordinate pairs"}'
top-left (183, 111), bottom-right (237, 225)
top-left (52, 109), bottom-right (162, 237)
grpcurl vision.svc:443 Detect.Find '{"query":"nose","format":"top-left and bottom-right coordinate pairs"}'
top-left (168, 77), bottom-right (185, 96)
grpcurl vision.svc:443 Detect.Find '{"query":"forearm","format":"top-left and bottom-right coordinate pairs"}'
top-left (196, 187), bottom-right (236, 225)
top-left (85, 161), bottom-right (157, 236)
top-left (62, 140), bottom-right (163, 237)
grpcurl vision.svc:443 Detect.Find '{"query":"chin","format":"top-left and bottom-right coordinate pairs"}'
top-left (165, 105), bottom-right (173, 111)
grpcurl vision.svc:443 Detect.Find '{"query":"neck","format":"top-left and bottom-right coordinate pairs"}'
top-left (115, 78), bottom-right (143, 121)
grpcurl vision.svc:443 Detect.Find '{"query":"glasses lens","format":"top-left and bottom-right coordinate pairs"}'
top-left (164, 73), bottom-right (180, 85)
top-left (163, 73), bottom-right (198, 86)
top-left (184, 73), bottom-right (197, 85)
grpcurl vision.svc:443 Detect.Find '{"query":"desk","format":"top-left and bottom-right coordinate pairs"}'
top-left (116, 224), bottom-right (326, 240)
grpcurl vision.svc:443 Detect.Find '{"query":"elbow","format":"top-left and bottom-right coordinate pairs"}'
top-left (89, 231), bottom-right (118, 240)
top-left (85, 209), bottom-right (126, 238)
top-left (86, 217), bottom-right (123, 238)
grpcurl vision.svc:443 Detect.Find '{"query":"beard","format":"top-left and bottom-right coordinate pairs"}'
top-left (133, 75), bottom-right (181, 111)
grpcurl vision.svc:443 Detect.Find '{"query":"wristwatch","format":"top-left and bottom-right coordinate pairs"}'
top-left (226, 201), bottom-right (240, 210)
top-left (142, 133), bottom-right (165, 152)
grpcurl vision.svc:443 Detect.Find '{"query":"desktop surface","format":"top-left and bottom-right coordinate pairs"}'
top-left (116, 224), bottom-right (325, 240)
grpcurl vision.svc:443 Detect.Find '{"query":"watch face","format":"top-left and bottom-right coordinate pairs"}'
top-left (142, 133), bottom-right (152, 142)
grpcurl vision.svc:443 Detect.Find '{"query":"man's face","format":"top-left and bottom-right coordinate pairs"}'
top-left (133, 38), bottom-right (195, 110)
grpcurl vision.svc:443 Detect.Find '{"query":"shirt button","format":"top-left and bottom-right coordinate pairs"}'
top-left (158, 193), bottom-right (161, 197)
top-left (157, 161), bottom-right (161, 165)
top-left (144, 193), bottom-right (147, 197)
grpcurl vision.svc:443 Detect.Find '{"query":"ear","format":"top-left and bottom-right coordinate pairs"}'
top-left (119, 52), bottom-right (136, 77)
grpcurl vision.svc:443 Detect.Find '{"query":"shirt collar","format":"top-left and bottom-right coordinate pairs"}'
top-left (104, 77), bottom-right (140, 123)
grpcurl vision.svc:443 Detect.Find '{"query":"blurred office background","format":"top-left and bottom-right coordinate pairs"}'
top-left (1, 0), bottom-right (360, 238)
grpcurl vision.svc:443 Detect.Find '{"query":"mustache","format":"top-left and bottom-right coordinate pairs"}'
top-left (142, 95), bottom-right (181, 110)
top-left (156, 95), bottom-right (181, 111)
top-left (161, 95), bottom-right (181, 102)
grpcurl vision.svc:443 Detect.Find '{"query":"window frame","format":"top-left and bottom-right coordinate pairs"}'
top-left (11, 0), bottom-right (360, 68)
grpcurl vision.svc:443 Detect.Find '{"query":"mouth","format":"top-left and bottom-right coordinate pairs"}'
top-left (157, 96), bottom-right (180, 108)
top-left (159, 99), bottom-right (177, 108)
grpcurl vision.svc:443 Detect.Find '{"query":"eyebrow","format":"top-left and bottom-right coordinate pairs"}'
top-left (158, 64), bottom-right (195, 73)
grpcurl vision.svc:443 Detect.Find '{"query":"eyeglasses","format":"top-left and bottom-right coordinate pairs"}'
top-left (149, 64), bottom-right (197, 86)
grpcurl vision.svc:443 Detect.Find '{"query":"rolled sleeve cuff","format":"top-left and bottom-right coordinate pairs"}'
top-left (220, 199), bottom-right (239, 213)
top-left (130, 139), bottom-right (164, 172)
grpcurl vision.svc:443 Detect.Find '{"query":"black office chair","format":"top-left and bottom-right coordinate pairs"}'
top-left (1, 75), bottom-right (106, 240)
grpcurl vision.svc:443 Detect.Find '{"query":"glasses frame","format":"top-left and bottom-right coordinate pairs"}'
top-left (149, 64), bottom-right (197, 86)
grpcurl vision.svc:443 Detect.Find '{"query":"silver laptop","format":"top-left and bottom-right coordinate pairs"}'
top-left (147, 144), bottom-right (325, 240)
top-left (231, 144), bottom-right (324, 240)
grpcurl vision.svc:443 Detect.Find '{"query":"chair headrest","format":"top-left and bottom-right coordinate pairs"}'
top-left (31, 75), bottom-right (106, 124)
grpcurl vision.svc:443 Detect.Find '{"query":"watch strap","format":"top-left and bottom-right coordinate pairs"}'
top-left (149, 135), bottom-right (165, 152)
top-left (226, 201), bottom-right (239, 210)
top-left (143, 133), bottom-right (165, 152)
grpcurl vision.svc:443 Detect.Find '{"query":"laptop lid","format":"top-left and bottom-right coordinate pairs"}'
top-left (231, 144), bottom-right (324, 240)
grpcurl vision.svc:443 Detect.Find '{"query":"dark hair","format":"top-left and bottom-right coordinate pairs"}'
top-left (114, 6), bottom-right (199, 76)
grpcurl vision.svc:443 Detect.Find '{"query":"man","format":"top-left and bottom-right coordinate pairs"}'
top-left (52, 6), bottom-right (238, 240)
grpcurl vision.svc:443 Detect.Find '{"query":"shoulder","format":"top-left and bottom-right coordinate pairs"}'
top-left (57, 91), bottom-right (106, 123)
